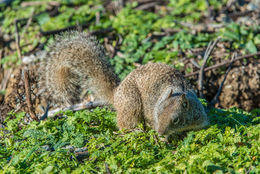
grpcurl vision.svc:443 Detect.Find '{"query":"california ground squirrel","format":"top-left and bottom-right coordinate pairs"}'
top-left (40, 31), bottom-right (209, 137)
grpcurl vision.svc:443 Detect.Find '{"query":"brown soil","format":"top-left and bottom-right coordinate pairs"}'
top-left (0, 63), bottom-right (46, 122)
top-left (202, 59), bottom-right (260, 111)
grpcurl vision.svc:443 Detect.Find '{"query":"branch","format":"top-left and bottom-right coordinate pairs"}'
top-left (24, 68), bottom-right (39, 121)
top-left (210, 53), bottom-right (236, 106)
top-left (0, 69), bottom-right (12, 91)
top-left (20, 9), bottom-right (35, 39)
top-left (198, 37), bottom-right (221, 98)
top-left (40, 101), bottom-right (107, 120)
top-left (185, 52), bottom-right (260, 77)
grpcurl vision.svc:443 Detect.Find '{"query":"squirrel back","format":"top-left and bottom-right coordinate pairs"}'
top-left (41, 31), bottom-right (209, 138)
top-left (40, 31), bottom-right (119, 105)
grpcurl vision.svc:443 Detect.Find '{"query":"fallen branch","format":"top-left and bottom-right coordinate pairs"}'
top-left (75, 150), bottom-right (89, 161)
top-left (40, 101), bottom-right (107, 119)
top-left (24, 68), bottom-right (38, 121)
top-left (210, 53), bottom-right (236, 106)
top-left (198, 37), bottom-right (221, 98)
top-left (41, 145), bottom-right (89, 160)
top-left (228, 10), bottom-right (254, 19)
top-left (185, 52), bottom-right (260, 77)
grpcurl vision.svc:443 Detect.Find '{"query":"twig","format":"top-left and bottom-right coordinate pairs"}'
top-left (0, 48), bottom-right (3, 88)
top-left (185, 52), bottom-right (260, 77)
top-left (135, 2), bottom-right (158, 10)
top-left (75, 150), bottom-right (89, 161)
top-left (24, 68), bottom-right (39, 121)
top-left (210, 53), bottom-right (236, 106)
top-left (0, 69), bottom-right (12, 91)
top-left (21, 9), bottom-right (35, 39)
top-left (105, 163), bottom-right (111, 174)
top-left (40, 101), bottom-right (107, 119)
top-left (228, 10), bottom-right (254, 19)
top-left (190, 59), bottom-right (201, 68)
top-left (69, 146), bottom-right (89, 160)
top-left (14, 19), bottom-right (22, 59)
top-left (41, 145), bottom-right (89, 160)
top-left (198, 37), bottom-right (221, 98)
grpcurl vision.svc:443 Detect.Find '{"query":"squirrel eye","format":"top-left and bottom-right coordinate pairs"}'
top-left (172, 117), bottom-right (180, 125)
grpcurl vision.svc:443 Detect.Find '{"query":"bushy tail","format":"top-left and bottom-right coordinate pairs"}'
top-left (39, 31), bottom-right (120, 105)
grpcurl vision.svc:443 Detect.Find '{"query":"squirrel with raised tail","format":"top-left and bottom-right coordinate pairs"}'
top-left (40, 31), bottom-right (209, 138)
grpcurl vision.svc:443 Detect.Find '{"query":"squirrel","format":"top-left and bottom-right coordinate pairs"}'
top-left (40, 31), bottom-right (209, 138)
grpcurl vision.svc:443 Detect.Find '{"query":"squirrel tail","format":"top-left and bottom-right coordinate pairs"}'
top-left (40, 31), bottom-right (120, 105)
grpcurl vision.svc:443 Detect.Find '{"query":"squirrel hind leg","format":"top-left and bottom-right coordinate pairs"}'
top-left (114, 83), bottom-right (143, 130)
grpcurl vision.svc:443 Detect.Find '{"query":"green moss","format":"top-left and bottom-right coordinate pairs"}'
top-left (0, 107), bottom-right (259, 173)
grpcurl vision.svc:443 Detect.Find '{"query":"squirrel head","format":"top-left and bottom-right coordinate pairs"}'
top-left (154, 87), bottom-right (209, 136)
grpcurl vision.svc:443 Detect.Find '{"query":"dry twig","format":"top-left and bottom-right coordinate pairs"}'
top-left (210, 53), bottom-right (236, 106)
top-left (21, 9), bottom-right (35, 39)
top-left (0, 69), bottom-right (12, 91)
top-left (41, 101), bottom-right (107, 119)
top-left (198, 37), bottom-right (221, 98)
top-left (135, 2), bottom-right (158, 10)
top-left (190, 59), bottom-right (201, 68)
top-left (24, 68), bottom-right (38, 121)
top-left (185, 52), bottom-right (260, 77)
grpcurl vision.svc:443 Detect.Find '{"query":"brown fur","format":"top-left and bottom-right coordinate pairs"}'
top-left (40, 31), bottom-right (209, 137)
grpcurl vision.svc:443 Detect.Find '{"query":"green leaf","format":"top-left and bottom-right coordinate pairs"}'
top-left (245, 40), bottom-right (257, 53)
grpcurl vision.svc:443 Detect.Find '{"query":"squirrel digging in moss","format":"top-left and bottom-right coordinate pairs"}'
top-left (40, 31), bottom-right (209, 138)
